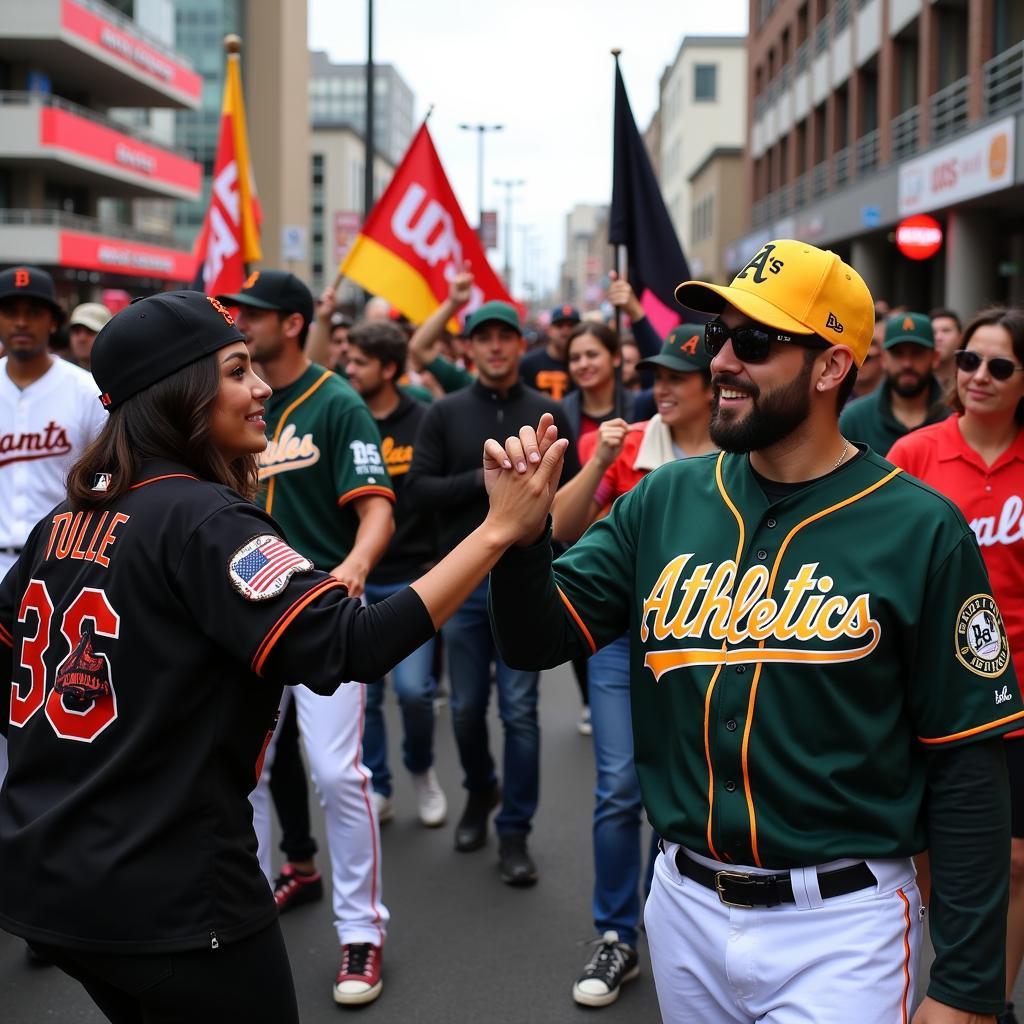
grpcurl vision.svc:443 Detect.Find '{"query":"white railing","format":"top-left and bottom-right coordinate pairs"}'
top-left (855, 129), bottom-right (880, 174)
top-left (929, 75), bottom-right (970, 143)
top-left (891, 106), bottom-right (919, 161)
top-left (984, 39), bottom-right (1024, 117)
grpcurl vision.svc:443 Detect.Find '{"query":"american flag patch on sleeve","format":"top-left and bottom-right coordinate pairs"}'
top-left (228, 535), bottom-right (314, 601)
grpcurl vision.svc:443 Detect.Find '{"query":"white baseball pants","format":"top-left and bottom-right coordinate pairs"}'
top-left (251, 681), bottom-right (389, 947)
top-left (645, 843), bottom-right (923, 1024)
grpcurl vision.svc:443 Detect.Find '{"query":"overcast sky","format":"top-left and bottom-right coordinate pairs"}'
top-left (308, 0), bottom-right (748, 300)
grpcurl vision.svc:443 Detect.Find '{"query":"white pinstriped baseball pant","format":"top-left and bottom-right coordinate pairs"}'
top-left (250, 680), bottom-right (388, 947)
top-left (645, 843), bottom-right (923, 1023)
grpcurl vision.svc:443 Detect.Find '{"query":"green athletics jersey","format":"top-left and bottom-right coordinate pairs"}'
top-left (257, 364), bottom-right (394, 571)
top-left (491, 447), bottom-right (1024, 869)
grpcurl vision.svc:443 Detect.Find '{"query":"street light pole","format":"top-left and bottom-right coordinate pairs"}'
top-left (493, 177), bottom-right (524, 292)
top-left (458, 123), bottom-right (503, 237)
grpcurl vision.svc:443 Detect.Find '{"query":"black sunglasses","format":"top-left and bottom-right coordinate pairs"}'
top-left (704, 320), bottom-right (829, 364)
top-left (954, 349), bottom-right (1024, 381)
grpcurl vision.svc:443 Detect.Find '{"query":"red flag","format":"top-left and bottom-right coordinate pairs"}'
top-left (340, 123), bottom-right (513, 324)
top-left (192, 50), bottom-right (262, 295)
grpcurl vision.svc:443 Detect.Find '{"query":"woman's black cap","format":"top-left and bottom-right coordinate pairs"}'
top-left (91, 291), bottom-right (246, 411)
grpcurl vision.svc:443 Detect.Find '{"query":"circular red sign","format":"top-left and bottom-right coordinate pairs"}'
top-left (896, 215), bottom-right (943, 260)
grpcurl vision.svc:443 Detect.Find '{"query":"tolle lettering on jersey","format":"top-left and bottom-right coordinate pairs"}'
top-left (640, 554), bottom-right (880, 680)
top-left (0, 421), bottom-right (72, 468)
top-left (970, 495), bottom-right (1024, 548)
top-left (43, 511), bottom-right (131, 568)
top-left (258, 423), bottom-right (320, 479)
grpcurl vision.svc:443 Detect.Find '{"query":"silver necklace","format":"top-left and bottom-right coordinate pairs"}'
top-left (833, 438), bottom-right (851, 471)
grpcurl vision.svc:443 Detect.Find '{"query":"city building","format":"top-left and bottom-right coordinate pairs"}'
top-left (175, 0), bottom-right (310, 279)
top-left (657, 36), bottom-right (747, 257)
top-left (309, 51), bottom-right (415, 167)
top-left (560, 203), bottom-right (612, 308)
top-left (735, 0), bottom-right (1024, 315)
top-left (688, 146), bottom-right (745, 282)
top-left (0, 0), bottom-right (202, 302)
top-left (309, 122), bottom-right (395, 299)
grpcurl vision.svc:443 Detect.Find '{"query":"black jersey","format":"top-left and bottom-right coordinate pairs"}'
top-left (0, 459), bottom-right (433, 953)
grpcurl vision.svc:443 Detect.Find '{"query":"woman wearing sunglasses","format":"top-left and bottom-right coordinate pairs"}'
top-left (888, 306), bottom-right (1024, 1024)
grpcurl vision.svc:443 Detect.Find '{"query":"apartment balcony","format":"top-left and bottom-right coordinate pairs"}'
top-left (891, 106), bottom-right (920, 162)
top-left (984, 39), bottom-right (1024, 118)
top-left (855, 129), bottom-right (880, 175)
top-left (0, 92), bottom-right (201, 200)
top-left (833, 146), bottom-right (851, 189)
top-left (811, 160), bottom-right (829, 199)
top-left (0, 208), bottom-right (196, 282)
top-left (0, 0), bottom-right (201, 109)
top-left (929, 75), bottom-right (970, 145)
top-left (792, 170), bottom-right (810, 209)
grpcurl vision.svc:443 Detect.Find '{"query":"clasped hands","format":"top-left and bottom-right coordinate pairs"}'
top-left (482, 413), bottom-right (568, 549)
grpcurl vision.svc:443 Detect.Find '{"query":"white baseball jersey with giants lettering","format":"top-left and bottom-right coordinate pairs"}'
top-left (0, 357), bottom-right (107, 578)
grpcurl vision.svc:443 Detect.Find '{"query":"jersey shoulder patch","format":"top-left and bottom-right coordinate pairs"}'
top-left (228, 535), bottom-right (313, 601)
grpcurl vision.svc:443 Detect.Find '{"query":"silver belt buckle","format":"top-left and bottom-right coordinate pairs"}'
top-left (714, 869), bottom-right (756, 909)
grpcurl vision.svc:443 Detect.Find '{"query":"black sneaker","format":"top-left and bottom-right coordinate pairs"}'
top-left (498, 832), bottom-right (538, 886)
top-left (999, 1003), bottom-right (1019, 1024)
top-left (454, 783), bottom-right (501, 852)
top-left (572, 931), bottom-right (639, 1007)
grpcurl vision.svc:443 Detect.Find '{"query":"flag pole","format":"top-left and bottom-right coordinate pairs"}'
top-left (611, 48), bottom-right (627, 338)
top-left (223, 33), bottom-right (249, 276)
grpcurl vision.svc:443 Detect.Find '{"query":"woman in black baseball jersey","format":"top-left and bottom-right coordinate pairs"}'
top-left (0, 291), bottom-right (566, 1024)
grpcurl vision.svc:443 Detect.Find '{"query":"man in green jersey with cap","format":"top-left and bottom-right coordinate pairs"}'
top-left (839, 310), bottom-right (950, 455)
top-left (487, 240), bottom-right (1021, 1023)
top-left (218, 270), bottom-right (395, 1006)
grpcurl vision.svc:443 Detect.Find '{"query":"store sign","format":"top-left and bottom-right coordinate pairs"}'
top-left (59, 231), bottom-right (196, 282)
top-left (898, 117), bottom-right (1015, 216)
top-left (334, 211), bottom-right (362, 262)
top-left (40, 108), bottom-right (200, 196)
top-left (895, 215), bottom-right (944, 260)
top-left (60, 0), bottom-right (202, 105)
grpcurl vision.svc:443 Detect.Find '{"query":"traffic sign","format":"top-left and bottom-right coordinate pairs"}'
top-left (895, 215), bottom-right (943, 261)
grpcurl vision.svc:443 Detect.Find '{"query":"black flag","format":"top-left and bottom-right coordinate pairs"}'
top-left (610, 59), bottom-right (691, 330)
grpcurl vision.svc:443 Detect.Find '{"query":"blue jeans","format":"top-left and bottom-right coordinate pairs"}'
top-left (362, 580), bottom-right (438, 798)
top-left (443, 581), bottom-right (539, 835)
top-left (589, 634), bottom-right (644, 947)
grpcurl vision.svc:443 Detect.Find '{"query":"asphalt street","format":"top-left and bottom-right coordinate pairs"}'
top-left (1, 660), bottom-right (1017, 1022)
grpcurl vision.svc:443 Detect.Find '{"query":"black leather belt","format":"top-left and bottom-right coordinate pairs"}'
top-left (0, 547), bottom-right (21, 555)
top-left (675, 850), bottom-right (877, 909)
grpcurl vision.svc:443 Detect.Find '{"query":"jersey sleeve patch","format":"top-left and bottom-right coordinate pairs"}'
top-left (228, 535), bottom-right (313, 602)
top-left (954, 594), bottom-right (1011, 679)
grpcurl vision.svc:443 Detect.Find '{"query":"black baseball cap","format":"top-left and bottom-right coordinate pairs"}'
top-left (637, 324), bottom-right (711, 374)
top-left (550, 304), bottom-right (581, 325)
top-left (91, 291), bottom-right (245, 410)
top-left (0, 265), bottom-right (65, 323)
top-left (217, 269), bottom-right (314, 326)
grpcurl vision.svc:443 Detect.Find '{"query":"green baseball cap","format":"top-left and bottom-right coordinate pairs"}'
top-left (884, 312), bottom-right (934, 350)
top-left (464, 301), bottom-right (521, 337)
top-left (637, 324), bottom-right (711, 374)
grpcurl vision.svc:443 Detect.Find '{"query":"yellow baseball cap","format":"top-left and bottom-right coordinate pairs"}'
top-left (674, 239), bottom-right (874, 366)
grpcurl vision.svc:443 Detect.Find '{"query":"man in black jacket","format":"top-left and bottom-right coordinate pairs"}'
top-left (345, 321), bottom-right (447, 830)
top-left (405, 301), bottom-right (580, 885)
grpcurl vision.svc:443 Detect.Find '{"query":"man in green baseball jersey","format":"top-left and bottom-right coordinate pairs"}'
top-left (487, 240), bottom-right (1021, 1024)
top-left (839, 311), bottom-right (949, 455)
top-left (218, 269), bottom-right (396, 1005)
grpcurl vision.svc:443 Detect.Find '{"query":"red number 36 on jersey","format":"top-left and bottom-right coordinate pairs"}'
top-left (12, 580), bottom-right (119, 742)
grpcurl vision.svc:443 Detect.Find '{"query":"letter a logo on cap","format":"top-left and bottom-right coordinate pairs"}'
top-left (903, 316), bottom-right (914, 331)
top-left (680, 334), bottom-right (699, 355)
top-left (14, 269), bottom-right (30, 288)
top-left (243, 270), bottom-right (260, 289)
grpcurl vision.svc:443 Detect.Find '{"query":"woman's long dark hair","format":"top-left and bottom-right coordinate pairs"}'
top-left (67, 353), bottom-right (259, 510)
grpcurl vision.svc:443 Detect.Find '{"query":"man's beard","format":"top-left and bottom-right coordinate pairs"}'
top-left (709, 357), bottom-right (814, 453)
top-left (888, 371), bottom-right (929, 398)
